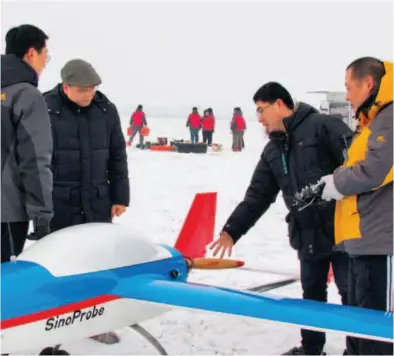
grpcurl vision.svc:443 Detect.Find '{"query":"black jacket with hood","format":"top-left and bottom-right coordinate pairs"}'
top-left (222, 102), bottom-right (354, 260)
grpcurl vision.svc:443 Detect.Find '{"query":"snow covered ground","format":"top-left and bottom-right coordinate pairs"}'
top-left (25, 116), bottom-right (345, 355)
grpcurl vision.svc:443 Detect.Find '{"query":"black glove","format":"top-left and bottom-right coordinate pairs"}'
top-left (28, 219), bottom-right (51, 240)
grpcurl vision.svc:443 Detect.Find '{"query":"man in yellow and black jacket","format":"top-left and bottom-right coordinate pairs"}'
top-left (321, 58), bottom-right (393, 355)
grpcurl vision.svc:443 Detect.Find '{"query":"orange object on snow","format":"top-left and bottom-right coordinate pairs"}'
top-left (150, 145), bottom-right (174, 151)
top-left (141, 126), bottom-right (150, 136)
top-left (127, 126), bottom-right (132, 136)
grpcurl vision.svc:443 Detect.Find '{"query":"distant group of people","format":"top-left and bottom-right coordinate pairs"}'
top-left (1, 23), bottom-right (393, 356)
top-left (127, 104), bottom-right (246, 151)
top-left (186, 107), bottom-right (216, 145)
top-left (127, 105), bottom-right (246, 150)
top-left (127, 105), bottom-right (247, 151)
top-left (186, 106), bottom-right (246, 150)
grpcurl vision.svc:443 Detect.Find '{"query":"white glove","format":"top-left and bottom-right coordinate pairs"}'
top-left (320, 174), bottom-right (344, 201)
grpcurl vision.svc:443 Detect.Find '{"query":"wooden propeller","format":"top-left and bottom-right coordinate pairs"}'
top-left (185, 257), bottom-right (244, 270)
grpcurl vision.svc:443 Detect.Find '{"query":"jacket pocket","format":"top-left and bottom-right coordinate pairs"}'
top-left (92, 184), bottom-right (112, 222)
top-left (299, 138), bottom-right (323, 173)
top-left (286, 212), bottom-right (302, 251)
top-left (51, 187), bottom-right (81, 231)
top-left (96, 185), bottom-right (109, 198)
top-left (287, 208), bottom-right (319, 256)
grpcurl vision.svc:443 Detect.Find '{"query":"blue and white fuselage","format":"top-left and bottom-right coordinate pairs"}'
top-left (1, 223), bottom-right (392, 354)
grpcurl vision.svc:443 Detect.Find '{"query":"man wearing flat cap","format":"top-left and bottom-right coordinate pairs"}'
top-left (44, 64), bottom-right (128, 213)
top-left (43, 58), bottom-right (129, 230)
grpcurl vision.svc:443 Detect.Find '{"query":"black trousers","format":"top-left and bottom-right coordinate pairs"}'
top-left (300, 252), bottom-right (349, 353)
top-left (202, 130), bottom-right (213, 146)
top-left (1, 222), bottom-right (29, 263)
top-left (346, 255), bottom-right (393, 355)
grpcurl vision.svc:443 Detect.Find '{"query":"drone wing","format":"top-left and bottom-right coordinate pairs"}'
top-left (113, 276), bottom-right (393, 342)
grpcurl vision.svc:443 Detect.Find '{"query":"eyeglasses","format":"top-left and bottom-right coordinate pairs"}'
top-left (256, 104), bottom-right (273, 117)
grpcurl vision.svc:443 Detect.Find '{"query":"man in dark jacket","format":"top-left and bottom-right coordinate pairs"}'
top-left (1, 24), bottom-right (53, 263)
top-left (211, 82), bottom-right (354, 355)
top-left (44, 58), bottom-right (130, 232)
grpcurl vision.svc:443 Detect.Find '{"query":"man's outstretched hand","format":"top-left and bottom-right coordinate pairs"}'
top-left (210, 231), bottom-right (234, 258)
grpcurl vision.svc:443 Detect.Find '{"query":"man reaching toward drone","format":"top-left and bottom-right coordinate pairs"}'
top-left (210, 82), bottom-right (353, 355)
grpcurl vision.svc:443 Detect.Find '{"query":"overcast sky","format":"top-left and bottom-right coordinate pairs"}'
top-left (1, 0), bottom-right (393, 117)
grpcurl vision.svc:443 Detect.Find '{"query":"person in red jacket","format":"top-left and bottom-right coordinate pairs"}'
top-left (186, 107), bottom-right (201, 143)
top-left (231, 107), bottom-right (246, 151)
top-left (202, 108), bottom-right (215, 146)
top-left (127, 104), bottom-right (147, 147)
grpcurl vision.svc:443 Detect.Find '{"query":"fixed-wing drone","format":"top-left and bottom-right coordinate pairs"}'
top-left (1, 193), bottom-right (392, 355)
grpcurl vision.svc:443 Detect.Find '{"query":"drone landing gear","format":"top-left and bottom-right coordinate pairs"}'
top-left (37, 324), bottom-right (168, 355)
top-left (129, 324), bottom-right (168, 355)
top-left (39, 345), bottom-right (69, 355)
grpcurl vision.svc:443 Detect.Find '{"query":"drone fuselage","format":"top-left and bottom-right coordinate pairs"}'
top-left (1, 223), bottom-right (186, 354)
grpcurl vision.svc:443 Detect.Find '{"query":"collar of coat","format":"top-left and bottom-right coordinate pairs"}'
top-left (357, 61), bottom-right (393, 129)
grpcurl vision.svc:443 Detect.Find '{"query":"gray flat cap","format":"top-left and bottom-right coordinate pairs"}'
top-left (61, 59), bottom-right (102, 87)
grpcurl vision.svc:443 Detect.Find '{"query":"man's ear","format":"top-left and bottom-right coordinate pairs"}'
top-left (62, 83), bottom-right (69, 94)
top-left (365, 76), bottom-right (375, 92)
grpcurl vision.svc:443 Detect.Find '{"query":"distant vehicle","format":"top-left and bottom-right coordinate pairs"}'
top-left (308, 91), bottom-right (355, 129)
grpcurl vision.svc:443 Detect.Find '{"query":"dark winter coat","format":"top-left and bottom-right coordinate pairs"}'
top-left (1, 54), bottom-right (53, 226)
top-left (222, 102), bottom-right (354, 260)
top-left (44, 85), bottom-right (130, 232)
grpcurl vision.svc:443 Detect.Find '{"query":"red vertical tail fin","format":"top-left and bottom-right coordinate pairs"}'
top-left (174, 192), bottom-right (217, 258)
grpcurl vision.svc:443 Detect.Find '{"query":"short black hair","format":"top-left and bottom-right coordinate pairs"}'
top-left (347, 57), bottom-right (385, 87)
top-left (5, 24), bottom-right (48, 59)
top-left (253, 82), bottom-right (294, 110)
